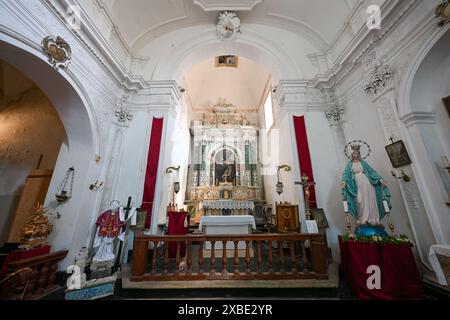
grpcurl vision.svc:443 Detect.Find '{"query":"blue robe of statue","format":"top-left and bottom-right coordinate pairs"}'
top-left (341, 160), bottom-right (391, 222)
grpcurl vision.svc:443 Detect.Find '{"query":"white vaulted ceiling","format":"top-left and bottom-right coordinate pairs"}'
top-left (94, 0), bottom-right (355, 51)
top-left (183, 56), bottom-right (270, 110)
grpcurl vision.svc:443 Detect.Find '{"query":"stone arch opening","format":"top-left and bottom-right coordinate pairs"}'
top-left (397, 27), bottom-right (450, 245)
top-left (0, 38), bottom-right (97, 256)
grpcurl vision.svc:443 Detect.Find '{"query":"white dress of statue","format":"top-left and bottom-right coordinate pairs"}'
top-left (352, 161), bottom-right (380, 225)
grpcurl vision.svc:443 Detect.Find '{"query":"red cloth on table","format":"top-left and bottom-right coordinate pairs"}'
top-left (293, 116), bottom-right (317, 208)
top-left (0, 245), bottom-right (51, 278)
top-left (167, 211), bottom-right (190, 258)
top-left (141, 117), bottom-right (164, 229)
top-left (339, 237), bottom-right (426, 300)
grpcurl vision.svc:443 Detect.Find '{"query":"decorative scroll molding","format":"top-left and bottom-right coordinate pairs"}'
top-left (41, 35), bottom-right (72, 70)
top-left (324, 91), bottom-right (345, 124)
top-left (114, 94), bottom-right (133, 126)
top-left (216, 11), bottom-right (241, 41)
top-left (363, 61), bottom-right (393, 97)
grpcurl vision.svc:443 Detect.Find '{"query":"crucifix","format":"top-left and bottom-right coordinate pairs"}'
top-left (113, 196), bottom-right (132, 272)
top-left (389, 136), bottom-right (395, 144)
top-left (295, 173), bottom-right (316, 220)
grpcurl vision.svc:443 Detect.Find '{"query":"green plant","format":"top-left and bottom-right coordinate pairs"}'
top-left (343, 233), bottom-right (413, 245)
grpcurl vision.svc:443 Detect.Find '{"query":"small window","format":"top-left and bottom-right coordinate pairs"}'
top-left (264, 91), bottom-right (274, 130)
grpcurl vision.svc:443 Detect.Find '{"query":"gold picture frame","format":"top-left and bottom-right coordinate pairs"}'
top-left (275, 203), bottom-right (300, 233)
top-left (215, 55), bottom-right (238, 68)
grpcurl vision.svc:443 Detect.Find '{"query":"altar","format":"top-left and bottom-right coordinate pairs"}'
top-left (199, 215), bottom-right (256, 256)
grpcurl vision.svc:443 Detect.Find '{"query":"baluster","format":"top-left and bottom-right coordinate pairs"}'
top-left (301, 241), bottom-right (308, 273)
top-left (222, 241), bottom-right (227, 275)
top-left (245, 241), bottom-right (251, 274)
top-left (278, 241), bottom-right (285, 274)
top-left (163, 241), bottom-right (169, 275)
top-left (132, 238), bottom-right (148, 278)
top-left (268, 240), bottom-right (274, 274)
top-left (175, 241), bottom-right (181, 275)
top-left (151, 241), bottom-right (158, 275)
top-left (199, 241), bottom-right (204, 275)
top-left (210, 241), bottom-right (216, 276)
top-left (233, 241), bottom-right (239, 275)
top-left (187, 240), bottom-right (193, 275)
top-left (257, 241), bottom-right (262, 274)
top-left (290, 241), bottom-right (297, 274)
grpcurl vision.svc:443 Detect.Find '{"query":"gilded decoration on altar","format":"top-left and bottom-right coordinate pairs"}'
top-left (186, 100), bottom-right (263, 222)
top-left (20, 203), bottom-right (53, 248)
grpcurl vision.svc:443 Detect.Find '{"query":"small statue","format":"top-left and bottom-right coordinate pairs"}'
top-left (341, 142), bottom-right (392, 237)
top-left (20, 203), bottom-right (53, 248)
top-left (92, 201), bottom-right (123, 263)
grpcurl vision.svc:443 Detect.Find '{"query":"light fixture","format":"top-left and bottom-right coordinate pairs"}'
top-left (55, 167), bottom-right (75, 203)
top-left (166, 166), bottom-right (181, 200)
top-left (276, 165), bottom-right (291, 195)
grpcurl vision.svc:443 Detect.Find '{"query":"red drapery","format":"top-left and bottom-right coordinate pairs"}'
top-left (167, 211), bottom-right (190, 258)
top-left (142, 117), bottom-right (164, 229)
top-left (339, 237), bottom-right (426, 300)
top-left (293, 116), bottom-right (317, 208)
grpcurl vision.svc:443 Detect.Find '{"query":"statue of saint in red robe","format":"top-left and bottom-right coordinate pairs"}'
top-left (92, 207), bottom-right (123, 262)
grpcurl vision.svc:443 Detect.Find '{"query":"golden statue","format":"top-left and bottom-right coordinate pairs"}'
top-left (20, 203), bottom-right (53, 248)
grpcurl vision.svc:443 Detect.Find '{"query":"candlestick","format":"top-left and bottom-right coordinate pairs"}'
top-left (383, 200), bottom-right (391, 213)
top-left (343, 201), bottom-right (349, 213)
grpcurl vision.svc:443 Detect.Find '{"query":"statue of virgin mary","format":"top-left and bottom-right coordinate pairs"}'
top-left (341, 144), bottom-right (391, 237)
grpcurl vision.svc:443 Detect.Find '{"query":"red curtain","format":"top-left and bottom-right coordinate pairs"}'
top-left (167, 211), bottom-right (190, 258)
top-left (293, 116), bottom-right (317, 208)
top-left (142, 117), bottom-right (164, 228)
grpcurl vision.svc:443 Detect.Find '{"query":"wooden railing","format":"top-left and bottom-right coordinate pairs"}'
top-left (0, 250), bottom-right (68, 300)
top-left (131, 231), bottom-right (328, 282)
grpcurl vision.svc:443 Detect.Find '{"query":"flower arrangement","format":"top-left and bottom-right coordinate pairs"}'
top-left (343, 232), bottom-right (413, 245)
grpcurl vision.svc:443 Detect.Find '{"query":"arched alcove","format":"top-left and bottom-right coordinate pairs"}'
top-left (0, 37), bottom-right (98, 261)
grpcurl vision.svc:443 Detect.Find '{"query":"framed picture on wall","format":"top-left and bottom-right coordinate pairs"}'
top-left (385, 140), bottom-right (412, 168)
top-left (443, 95), bottom-right (450, 118)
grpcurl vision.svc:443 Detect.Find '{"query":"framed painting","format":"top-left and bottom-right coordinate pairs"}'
top-left (311, 208), bottom-right (329, 229)
top-left (215, 55), bottom-right (238, 68)
top-left (385, 140), bottom-right (412, 168)
top-left (275, 203), bottom-right (300, 233)
top-left (135, 208), bottom-right (147, 230)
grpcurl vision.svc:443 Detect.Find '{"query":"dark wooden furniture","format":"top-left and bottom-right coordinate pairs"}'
top-left (0, 250), bottom-right (68, 300)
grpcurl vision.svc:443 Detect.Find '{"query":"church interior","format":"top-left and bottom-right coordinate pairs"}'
top-left (0, 0), bottom-right (450, 302)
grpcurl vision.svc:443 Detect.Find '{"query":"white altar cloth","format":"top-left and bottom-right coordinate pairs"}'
top-left (199, 215), bottom-right (256, 231)
top-left (199, 216), bottom-right (256, 252)
top-left (429, 245), bottom-right (450, 286)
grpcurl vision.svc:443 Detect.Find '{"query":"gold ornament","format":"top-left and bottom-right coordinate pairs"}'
top-left (20, 203), bottom-right (53, 248)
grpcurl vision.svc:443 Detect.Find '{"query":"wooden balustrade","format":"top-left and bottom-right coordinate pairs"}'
top-left (0, 250), bottom-right (68, 300)
top-left (131, 231), bottom-right (328, 282)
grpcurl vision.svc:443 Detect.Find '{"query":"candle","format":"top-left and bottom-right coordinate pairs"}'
top-left (383, 200), bottom-right (391, 213)
top-left (343, 201), bottom-right (349, 213)
top-left (442, 156), bottom-right (450, 168)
